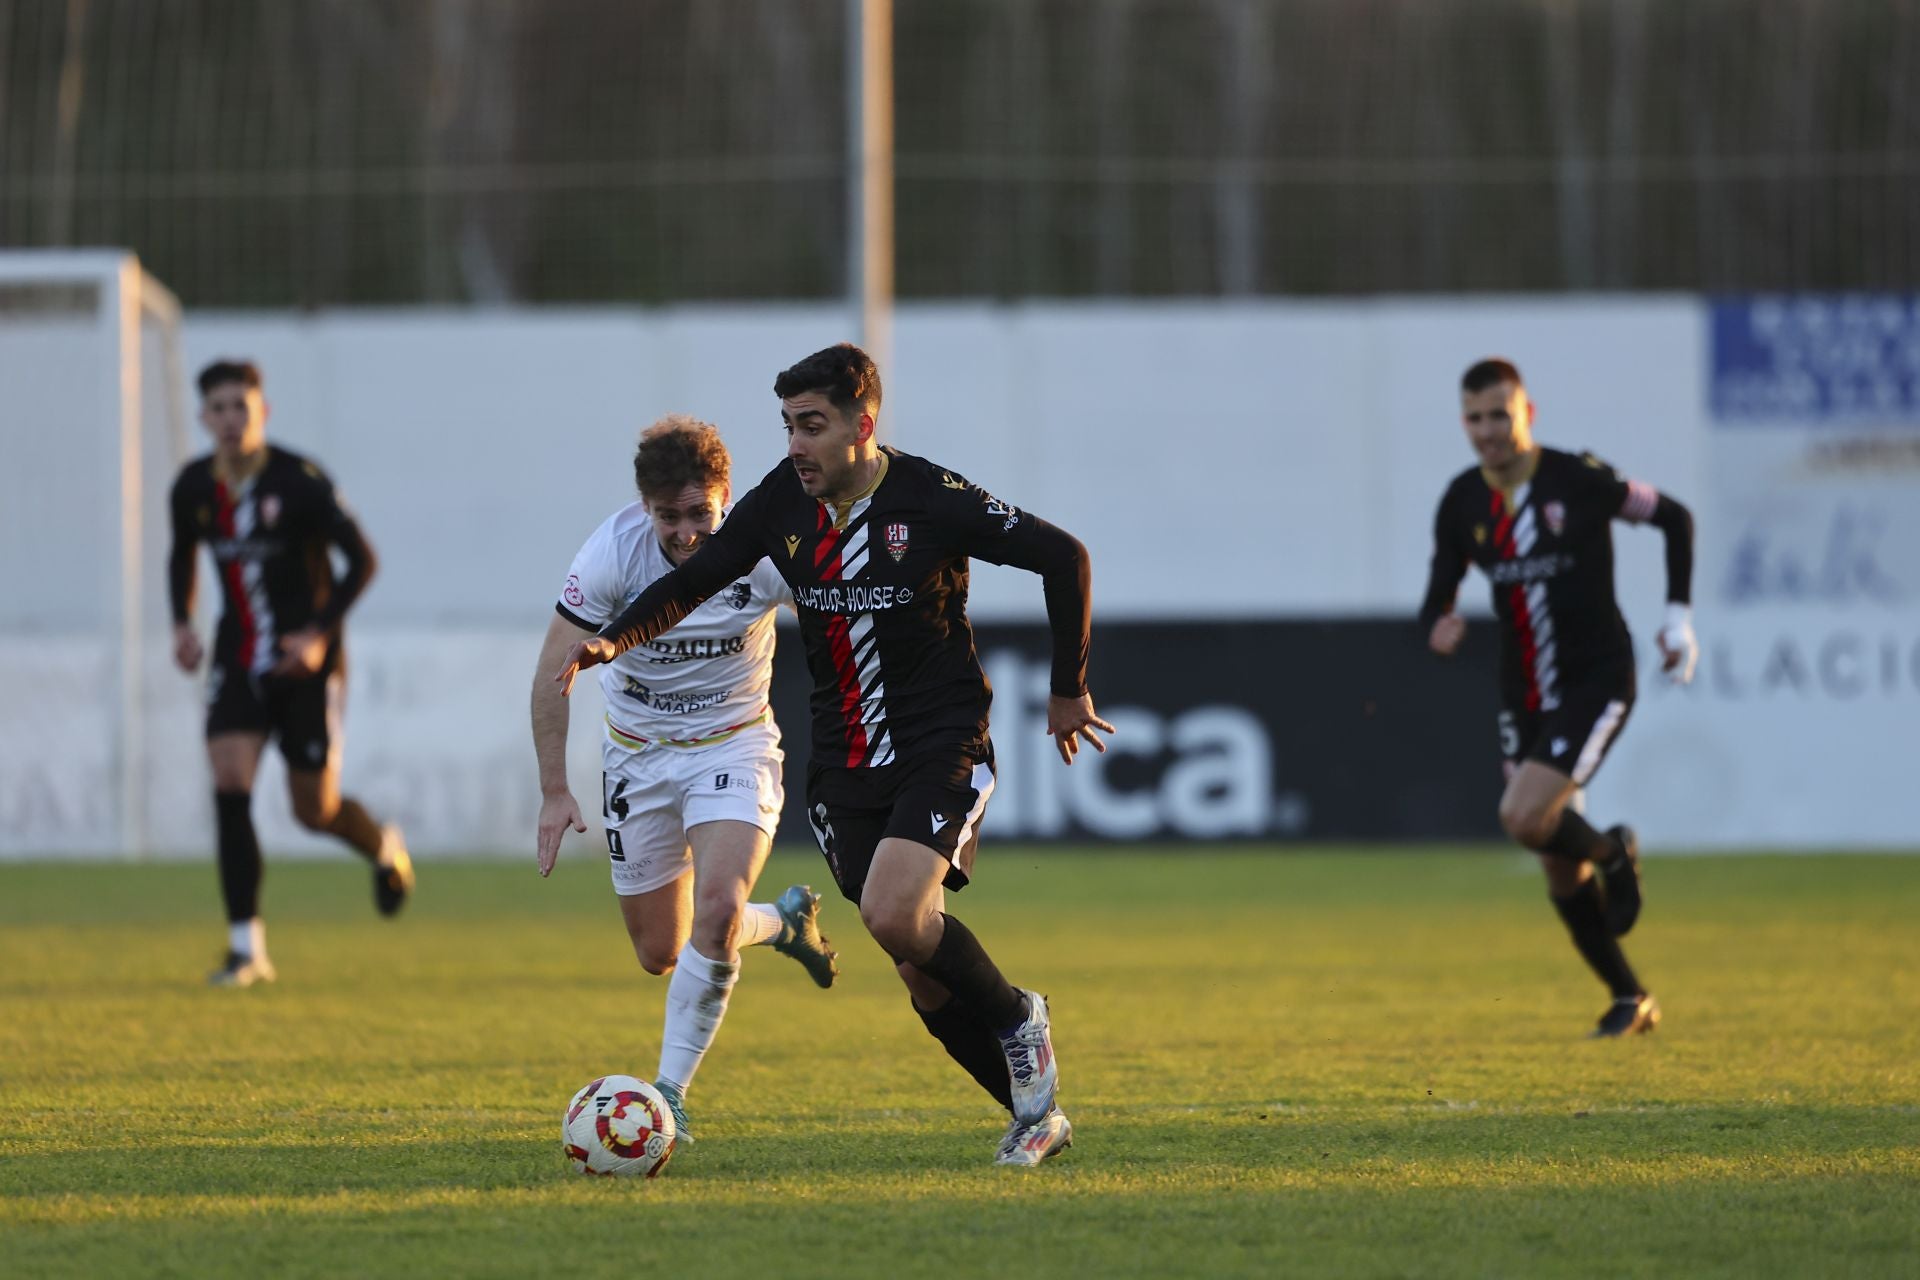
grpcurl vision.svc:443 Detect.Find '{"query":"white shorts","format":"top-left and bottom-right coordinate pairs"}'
top-left (600, 721), bottom-right (785, 897)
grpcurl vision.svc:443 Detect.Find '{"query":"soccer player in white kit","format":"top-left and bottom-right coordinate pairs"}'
top-left (530, 415), bottom-right (837, 1144)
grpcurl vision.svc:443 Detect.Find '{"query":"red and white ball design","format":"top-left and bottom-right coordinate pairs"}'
top-left (562, 1074), bottom-right (676, 1177)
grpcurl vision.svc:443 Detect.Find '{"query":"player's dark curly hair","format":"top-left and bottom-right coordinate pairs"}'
top-left (1461, 358), bottom-right (1524, 393)
top-left (773, 343), bottom-right (882, 415)
top-left (632, 414), bottom-right (731, 499)
top-left (197, 359), bottom-right (262, 397)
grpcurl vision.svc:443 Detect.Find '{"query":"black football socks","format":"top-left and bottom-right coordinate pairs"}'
top-left (1540, 807), bottom-right (1618, 862)
top-left (920, 913), bottom-right (1028, 1031)
top-left (214, 790), bottom-right (263, 922)
top-left (1552, 878), bottom-right (1642, 998)
top-left (913, 994), bottom-right (1014, 1111)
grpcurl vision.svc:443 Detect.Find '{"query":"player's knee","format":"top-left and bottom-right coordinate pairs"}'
top-left (1498, 798), bottom-right (1553, 849)
top-left (859, 900), bottom-right (921, 960)
top-left (690, 909), bottom-right (739, 957)
top-left (631, 938), bottom-right (678, 977)
top-left (692, 880), bottom-right (745, 930)
top-left (291, 795), bottom-right (333, 832)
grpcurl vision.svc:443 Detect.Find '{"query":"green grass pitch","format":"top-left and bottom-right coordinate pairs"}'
top-left (3, 849), bottom-right (1917, 1278)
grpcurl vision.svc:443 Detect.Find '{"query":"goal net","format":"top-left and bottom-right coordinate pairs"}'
top-left (0, 251), bottom-right (192, 859)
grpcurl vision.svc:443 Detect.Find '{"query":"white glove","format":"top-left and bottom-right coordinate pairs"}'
top-left (1656, 602), bottom-right (1697, 685)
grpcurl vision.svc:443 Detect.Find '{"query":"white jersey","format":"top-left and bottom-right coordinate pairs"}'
top-left (557, 501), bottom-right (790, 746)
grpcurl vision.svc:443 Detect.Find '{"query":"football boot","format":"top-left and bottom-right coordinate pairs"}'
top-left (771, 885), bottom-right (839, 988)
top-left (1590, 992), bottom-right (1660, 1039)
top-left (998, 990), bottom-right (1059, 1126)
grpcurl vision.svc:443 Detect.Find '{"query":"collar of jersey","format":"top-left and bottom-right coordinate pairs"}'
top-left (824, 450), bottom-right (890, 530)
top-left (213, 448), bottom-right (270, 491)
top-left (1480, 446), bottom-right (1541, 504)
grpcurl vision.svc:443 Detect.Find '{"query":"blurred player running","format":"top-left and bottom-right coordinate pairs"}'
top-left (1419, 358), bottom-right (1698, 1038)
top-left (530, 415), bottom-right (839, 1144)
top-left (554, 344), bottom-right (1110, 1167)
top-left (168, 359), bottom-right (413, 988)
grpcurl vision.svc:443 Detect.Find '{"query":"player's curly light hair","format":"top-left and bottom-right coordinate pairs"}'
top-left (632, 415), bottom-right (731, 499)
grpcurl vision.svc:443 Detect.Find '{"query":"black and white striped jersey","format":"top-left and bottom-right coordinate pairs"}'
top-left (168, 445), bottom-right (375, 677)
top-left (1420, 447), bottom-right (1661, 712)
top-left (596, 447), bottom-right (1091, 769)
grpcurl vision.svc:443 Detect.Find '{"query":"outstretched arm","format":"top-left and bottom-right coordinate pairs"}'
top-left (554, 512), bottom-right (764, 696)
top-left (969, 507), bottom-right (1113, 764)
top-left (1644, 493), bottom-right (1694, 608)
top-left (532, 611), bottom-right (594, 876)
top-left (1643, 492), bottom-right (1697, 683)
top-left (1597, 460), bottom-right (1698, 684)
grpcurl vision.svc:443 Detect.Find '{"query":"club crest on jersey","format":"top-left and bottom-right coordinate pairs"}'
top-left (259, 494), bottom-right (282, 528)
top-left (784, 534), bottom-right (801, 558)
top-left (726, 582), bottom-right (752, 609)
top-left (1543, 501), bottom-right (1566, 536)
top-left (1473, 523), bottom-right (1487, 545)
top-left (885, 522), bottom-right (910, 562)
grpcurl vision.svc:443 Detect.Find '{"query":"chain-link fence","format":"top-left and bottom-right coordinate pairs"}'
top-left (3, 0), bottom-right (1916, 305)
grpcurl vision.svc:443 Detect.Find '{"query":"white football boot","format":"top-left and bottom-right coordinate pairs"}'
top-left (997, 990), bottom-right (1059, 1125)
top-left (207, 950), bottom-right (276, 988)
top-left (995, 1108), bottom-right (1073, 1168)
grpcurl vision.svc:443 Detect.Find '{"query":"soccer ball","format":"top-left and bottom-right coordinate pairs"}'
top-left (563, 1074), bottom-right (676, 1177)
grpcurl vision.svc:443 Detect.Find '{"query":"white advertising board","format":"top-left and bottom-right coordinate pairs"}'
top-left (3, 296), bottom-right (1911, 853)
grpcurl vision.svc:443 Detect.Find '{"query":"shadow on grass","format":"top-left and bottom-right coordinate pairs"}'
top-left (6, 1158), bottom-right (1916, 1280)
top-left (6, 1102), bottom-right (1917, 1202)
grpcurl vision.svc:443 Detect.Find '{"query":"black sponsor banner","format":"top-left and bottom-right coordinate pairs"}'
top-left (769, 618), bottom-right (1503, 844)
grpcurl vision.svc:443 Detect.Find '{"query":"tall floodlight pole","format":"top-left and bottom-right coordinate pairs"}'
top-left (848, 0), bottom-right (894, 391)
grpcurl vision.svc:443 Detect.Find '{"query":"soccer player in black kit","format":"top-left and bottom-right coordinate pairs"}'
top-left (1420, 359), bottom-right (1698, 1038)
top-left (555, 344), bottom-right (1112, 1166)
top-left (168, 360), bottom-right (414, 987)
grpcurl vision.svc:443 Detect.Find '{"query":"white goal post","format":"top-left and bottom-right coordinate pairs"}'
top-left (0, 250), bottom-right (190, 858)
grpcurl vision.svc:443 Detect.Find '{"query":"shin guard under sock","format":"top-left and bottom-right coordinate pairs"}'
top-left (1552, 878), bottom-right (1642, 998)
top-left (657, 946), bottom-right (739, 1091)
top-left (918, 914), bottom-right (1026, 1030)
top-left (1540, 807), bottom-right (1618, 862)
top-left (913, 995), bottom-right (1014, 1112)
top-left (214, 790), bottom-right (263, 923)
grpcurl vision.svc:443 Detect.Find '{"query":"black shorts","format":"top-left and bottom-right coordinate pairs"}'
top-left (206, 657), bottom-right (342, 772)
top-left (1499, 671), bottom-right (1635, 786)
top-left (805, 743), bottom-right (997, 904)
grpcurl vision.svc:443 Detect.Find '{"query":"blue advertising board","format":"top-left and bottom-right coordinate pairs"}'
top-left (1710, 296), bottom-right (1920, 426)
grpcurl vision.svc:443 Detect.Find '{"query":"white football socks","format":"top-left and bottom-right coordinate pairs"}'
top-left (736, 902), bottom-right (783, 948)
top-left (229, 918), bottom-right (265, 959)
top-left (656, 945), bottom-right (739, 1092)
